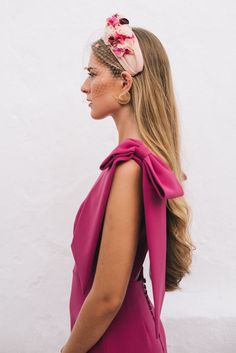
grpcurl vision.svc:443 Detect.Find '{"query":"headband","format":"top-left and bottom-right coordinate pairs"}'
top-left (100, 13), bottom-right (144, 76)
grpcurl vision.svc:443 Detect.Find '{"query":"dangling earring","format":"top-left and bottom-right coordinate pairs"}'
top-left (114, 91), bottom-right (131, 105)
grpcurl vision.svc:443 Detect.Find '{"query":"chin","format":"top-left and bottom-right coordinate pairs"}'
top-left (90, 110), bottom-right (110, 120)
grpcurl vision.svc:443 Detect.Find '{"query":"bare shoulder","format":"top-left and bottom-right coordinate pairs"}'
top-left (116, 158), bottom-right (142, 173)
top-left (112, 159), bottom-right (142, 188)
top-left (106, 159), bottom-right (143, 219)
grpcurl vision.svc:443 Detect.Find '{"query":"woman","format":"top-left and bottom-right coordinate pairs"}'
top-left (61, 12), bottom-right (195, 353)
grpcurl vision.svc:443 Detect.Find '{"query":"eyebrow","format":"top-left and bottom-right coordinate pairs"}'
top-left (84, 66), bottom-right (97, 71)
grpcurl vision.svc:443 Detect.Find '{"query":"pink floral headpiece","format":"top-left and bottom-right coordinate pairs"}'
top-left (100, 13), bottom-right (144, 76)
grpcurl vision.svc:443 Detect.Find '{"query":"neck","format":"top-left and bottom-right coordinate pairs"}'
top-left (111, 105), bottom-right (143, 144)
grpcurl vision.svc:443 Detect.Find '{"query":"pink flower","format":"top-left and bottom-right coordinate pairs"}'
top-left (113, 45), bottom-right (125, 57)
top-left (106, 13), bottom-right (120, 27)
top-left (111, 40), bottom-right (134, 57)
top-left (103, 13), bottom-right (136, 58)
top-left (116, 24), bottom-right (133, 38)
top-left (103, 25), bottom-right (116, 45)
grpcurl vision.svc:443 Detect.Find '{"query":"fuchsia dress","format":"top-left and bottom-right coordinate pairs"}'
top-left (69, 138), bottom-right (184, 353)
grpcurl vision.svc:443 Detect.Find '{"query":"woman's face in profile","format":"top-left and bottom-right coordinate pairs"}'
top-left (80, 52), bottom-right (130, 119)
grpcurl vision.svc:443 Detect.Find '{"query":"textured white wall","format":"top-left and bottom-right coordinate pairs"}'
top-left (0, 1), bottom-right (235, 352)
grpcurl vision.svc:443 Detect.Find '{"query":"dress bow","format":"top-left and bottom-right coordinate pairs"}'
top-left (99, 139), bottom-right (184, 200)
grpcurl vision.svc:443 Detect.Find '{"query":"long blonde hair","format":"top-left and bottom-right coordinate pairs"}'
top-left (91, 27), bottom-right (196, 291)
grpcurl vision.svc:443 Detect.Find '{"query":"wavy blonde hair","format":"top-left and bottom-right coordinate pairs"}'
top-left (91, 27), bottom-right (196, 291)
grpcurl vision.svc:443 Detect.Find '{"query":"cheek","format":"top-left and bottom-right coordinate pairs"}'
top-left (92, 83), bottom-right (104, 98)
top-left (91, 78), bottom-right (115, 100)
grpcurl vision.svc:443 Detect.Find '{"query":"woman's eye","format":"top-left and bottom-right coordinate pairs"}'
top-left (88, 72), bottom-right (96, 77)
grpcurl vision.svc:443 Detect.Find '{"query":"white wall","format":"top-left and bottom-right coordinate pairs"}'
top-left (0, 1), bottom-right (235, 352)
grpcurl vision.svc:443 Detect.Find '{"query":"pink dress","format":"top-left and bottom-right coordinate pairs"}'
top-left (69, 138), bottom-right (184, 353)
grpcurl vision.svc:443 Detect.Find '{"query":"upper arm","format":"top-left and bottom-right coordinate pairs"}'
top-left (90, 159), bottom-right (144, 309)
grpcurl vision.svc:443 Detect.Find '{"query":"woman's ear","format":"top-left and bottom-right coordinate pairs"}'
top-left (120, 71), bottom-right (133, 90)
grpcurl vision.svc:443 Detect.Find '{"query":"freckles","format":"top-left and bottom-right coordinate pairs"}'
top-left (92, 81), bottom-right (106, 97)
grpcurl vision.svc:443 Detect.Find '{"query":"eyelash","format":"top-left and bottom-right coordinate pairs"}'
top-left (88, 72), bottom-right (96, 77)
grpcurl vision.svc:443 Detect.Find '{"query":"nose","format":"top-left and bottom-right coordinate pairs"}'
top-left (81, 80), bottom-right (90, 94)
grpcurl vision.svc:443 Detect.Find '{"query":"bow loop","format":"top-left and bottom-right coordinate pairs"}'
top-left (99, 149), bottom-right (135, 170)
top-left (142, 153), bottom-right (184, 200)
top-left (99, 139), bottom-right (184, 200)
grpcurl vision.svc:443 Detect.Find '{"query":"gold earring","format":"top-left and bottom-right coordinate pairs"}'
top-left (114, 91), bottom-right (131, 105)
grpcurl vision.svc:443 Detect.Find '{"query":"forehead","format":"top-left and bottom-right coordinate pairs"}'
top-left (86, 52), bottom-right (106, 71)
top-left (84, 51), bottom-right (117, 80)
